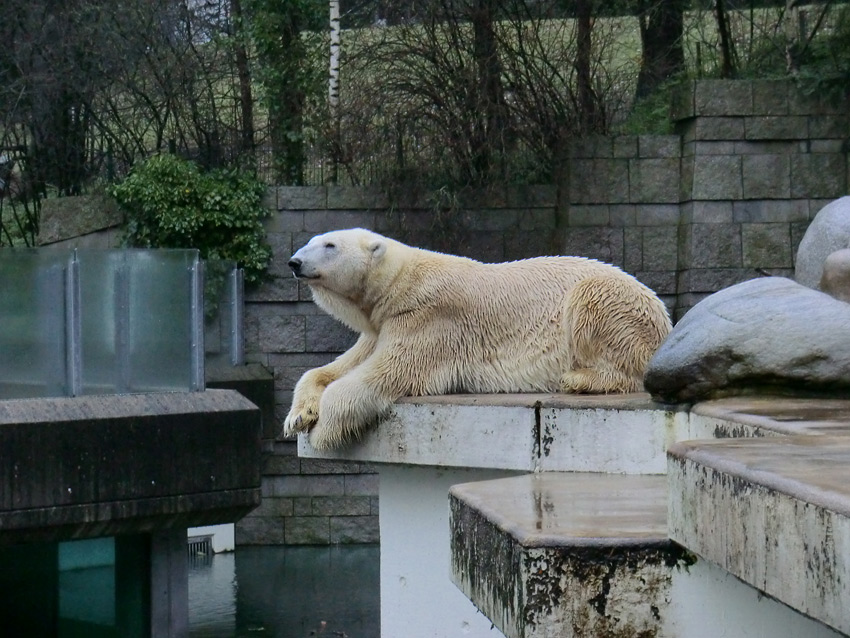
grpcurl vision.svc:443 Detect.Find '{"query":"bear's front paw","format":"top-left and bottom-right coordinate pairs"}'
top-left (282, 403), bottom-right (319, 438)
top-left (308, 423), bottom-right (345, 451)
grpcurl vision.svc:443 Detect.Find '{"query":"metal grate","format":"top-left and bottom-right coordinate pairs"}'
top-left (187, 534), bottom-right (213, 564)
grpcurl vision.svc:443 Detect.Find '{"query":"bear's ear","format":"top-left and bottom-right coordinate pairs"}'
top-left (367, 238), bottom-right (387, 261)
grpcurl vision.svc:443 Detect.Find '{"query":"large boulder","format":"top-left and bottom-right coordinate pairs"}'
top-left (795, 196), bottom-right (850, 290)
top-left (645, 276), bottom-right (850, 403)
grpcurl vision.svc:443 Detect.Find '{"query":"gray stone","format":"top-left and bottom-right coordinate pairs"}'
top-left (330, 515), bottom-right (380, 543)
top-left (245, 276), bottom-right (299, 303)
top-left (561, 227), bottom-right (624, 267)
top-left (742, 155), bottom-right (790, 199)
top-left (613, 135), bottom-right (638, 158)
top-left (819, 249), bottom-right (850, 303)
top-left (791, 154), bottom-right (847, 199)
top-left (638, 135), bottom-right (680, 158)
top-left (236, 516), bottom-right (285, 545)
top-left (506, 184), bottom-right (557, 208)
top-left (742, 223), bottom-right (792, 269)
top-left (257, 315), bottom-right (305, 353)
top-left (312, 496), bottom-right (372, 516)
top-left (38, 195), bottom-right (122, 245)
top-left (692, 117), bottom-right (745, 141)
top-left (285, 516), bottom-right (330, 544)
top-left (691, 155), bottom-right (742, 200)
top-left (645, 276), bottom-right (850, 402)
top-left (629, 158), bottom-right (680, 203)
top-left (569, 159), bottom-right (629, 204)
top-left (732, 199), bottom-right (809, 223)
top-left (641, 226), bottom-right (679, 271)
top-left (694, 80), bottom-right (752, 116)
top-left (745, 116), bottom-right (809, 140)
top-left (264, 210), bottom-right (305, 233)
top-left (305, 315), bottom-right (357, 353)
top-left (750, 80), bottom-right (791, 115)
top-left (795, 196), bottom-right (850, 289)
top-left (569, 204), bottom-right (609, 226)
top-left (276, 186), bottom-right (327, 210)
top-left (681, 223), bottom-right (742, 269)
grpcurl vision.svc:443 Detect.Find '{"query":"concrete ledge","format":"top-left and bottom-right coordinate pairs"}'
top-left (691, 397), bottom-right (850, 437)
top-left (206, 362), bottom-right (277, 439)
top-left (0, 390), bottom-right (262, 545)
top-left (450, 473), bottom-right (690, 638)
top-left (668, 435), bottom-right (850, 635)
top-left (299, 393), bottom-right (689, 473)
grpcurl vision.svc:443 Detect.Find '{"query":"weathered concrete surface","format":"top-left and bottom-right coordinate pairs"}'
top-left (450, 473), bottom-right (689, 638)
top-left (206, 362), bottom-right (277, 439)
top-left (0, 390), bottom-right (262, 544)
top-left (795, 196), bottom-right (850, 290)
top-left (668, 435), bottom-right (850, 635)
top-left (691, 397), bottom-right (850, 438)
top-left (299, 393), bottom-right (689, 474)
top-left (645, 276), bottom-right (850, 402)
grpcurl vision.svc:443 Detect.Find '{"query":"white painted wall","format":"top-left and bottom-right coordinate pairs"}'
top-left (668, 559), bottom-right (843, 638)
top-left (379, 465), bottom-right (520, 638)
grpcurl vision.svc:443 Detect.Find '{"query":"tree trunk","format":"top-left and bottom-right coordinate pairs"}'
top-left (470, 0), bottom-right (510, 182)
top-left (635, 0), bottom-right (685, 100)
top-left (575, 0), bottom-right (601, 132)
top-left (230, 0), bottom-right (255, 165)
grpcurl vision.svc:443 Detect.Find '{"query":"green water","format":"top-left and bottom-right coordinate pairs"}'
top-left (189, 545), bottom-right (381, 638)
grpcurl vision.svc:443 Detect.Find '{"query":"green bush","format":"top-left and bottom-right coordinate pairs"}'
top-left (110, 154), bottom-right (272, 285)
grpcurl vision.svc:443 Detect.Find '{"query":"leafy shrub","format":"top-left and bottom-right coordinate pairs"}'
top-left (110, 154), bottom-right (272, 285)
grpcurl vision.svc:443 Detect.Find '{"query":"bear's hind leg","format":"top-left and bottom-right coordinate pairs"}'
top-left (561, 276), bottom-right (654, 394)
top-left (561, 365), bottom-right (641, 394)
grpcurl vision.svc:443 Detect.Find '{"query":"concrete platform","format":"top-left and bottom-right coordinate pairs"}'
top-left (300, 393), bottom-right (690, 473)
top-left (0, 390), bottom-right (262, 545)
top-left (691, 397), bottom-right (850, 437)
top-left (668, 435), bottom-right (850, 636)
top-left (449, 473), bottom-right (686, 638)
top-left (298, 393), bottom-right (850, 638)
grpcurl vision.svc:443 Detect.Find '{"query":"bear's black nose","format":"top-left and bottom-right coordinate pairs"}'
top-left (288, 258), bottom-right (302, 275)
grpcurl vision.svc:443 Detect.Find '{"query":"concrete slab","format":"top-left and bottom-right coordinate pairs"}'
top-left (299, 393), bottom-right (690, 473)
top-left (449, 473), bottom-right (690, 638)
top-left (668, 435), bottom-right (850, 635)
top-left (691, 397), bottom-right (850, 437)
top-left (0, 390), bottom-right (262, 544)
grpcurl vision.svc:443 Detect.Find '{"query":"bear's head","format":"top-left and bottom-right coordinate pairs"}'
top-left (289, 228), bottom-right (388, 299)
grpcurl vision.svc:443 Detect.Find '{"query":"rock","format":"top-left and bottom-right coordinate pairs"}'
top-left (794, 196), bottom-right (850, 290)
top-left (820, 249), bottom-right (850, 303)
top-left (644, 276), bottom-right (850, 403)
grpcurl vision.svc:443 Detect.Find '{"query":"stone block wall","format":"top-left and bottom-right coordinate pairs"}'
top-left (673, 79), bottom-right (848, 313)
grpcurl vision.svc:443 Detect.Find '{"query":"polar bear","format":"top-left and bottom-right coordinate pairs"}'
top-left (284, 228), bottom-right (671, 450)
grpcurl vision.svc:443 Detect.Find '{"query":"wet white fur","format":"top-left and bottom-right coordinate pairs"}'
top-left (283, 228), bottom-right (671, 450)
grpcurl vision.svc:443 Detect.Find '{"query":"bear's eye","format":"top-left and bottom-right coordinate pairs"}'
top-left (324, 242), bottom-right (336, 249)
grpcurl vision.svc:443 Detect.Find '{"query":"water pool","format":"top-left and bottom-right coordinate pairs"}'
top-left (189, 545), bottom-right (380, 638)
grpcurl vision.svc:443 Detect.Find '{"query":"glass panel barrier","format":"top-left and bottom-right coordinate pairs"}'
top-left (75, 250), bottom-right (201, 394)
top-left (204, 259), bottom-right (244, 370)
top-left (0, 247), bottom-right (217, 399)
top-left (0, 250), bottom-right (68, 399)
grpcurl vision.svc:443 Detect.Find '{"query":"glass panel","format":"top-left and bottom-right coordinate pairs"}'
top-left (204, 260), bottom-right (239, 369)
top-left (126, 250), bottom-right (197, 392)
top-left (76, 250), bottom-right (198, 394)
top-left (0, 249), bottom-right (68, 398)
top-left (76, 250), bottom-right (123, 395)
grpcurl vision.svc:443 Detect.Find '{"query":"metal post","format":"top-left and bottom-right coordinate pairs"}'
top-left (230, 268), bottom-right (245, 366)
top-left (190, 257), bottom-right (205, 391)
top-left (115, 255), bottom-right (131, 393)
top-left (65, 251), bottom-right (82, 396)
